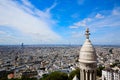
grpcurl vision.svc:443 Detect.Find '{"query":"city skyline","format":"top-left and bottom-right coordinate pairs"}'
top-left (0, 0), bottom-right (120, 45)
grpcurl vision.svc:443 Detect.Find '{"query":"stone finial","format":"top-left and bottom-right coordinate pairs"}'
top-left (85, 28), bottom-right (90, 39)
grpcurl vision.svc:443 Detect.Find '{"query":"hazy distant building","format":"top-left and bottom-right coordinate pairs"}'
top-left (102, 68), bottom-right (120, 80)
top-left (79, 28), bottom-right (97, 80)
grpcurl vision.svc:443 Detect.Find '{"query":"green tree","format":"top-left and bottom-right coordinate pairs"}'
top-left (21, 76), bottom-right (37, 80)
top-left (40, 74), bottom-right (49, 80)
top-left (40, 71), bottom-right (68, 80)
top-left (68, 68), bottom-right (80, 80)
top-left (97, 66), bottom-right (105, 77)
top-left (9, 77), bottom-right (37, 80)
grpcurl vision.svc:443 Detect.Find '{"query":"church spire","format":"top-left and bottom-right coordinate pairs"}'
top-left (79, 28), bottom-right (97, 80)
top-left (85, 28), bottom-right (90, 39)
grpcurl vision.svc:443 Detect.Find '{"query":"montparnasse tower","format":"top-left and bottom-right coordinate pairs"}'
top-left (79, 28), bottom-right (97, 80)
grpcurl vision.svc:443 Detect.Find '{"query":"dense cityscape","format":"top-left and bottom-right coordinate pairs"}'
top-left (0, 44), bottom-right (120, 80)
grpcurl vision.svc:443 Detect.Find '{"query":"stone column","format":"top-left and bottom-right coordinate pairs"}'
top-left (80, 70), bottom-right (83, 80)
top-left (93, 70), bottom-right (96, 80)
top-left (90, 71), bottom-right (92, 80)
top-left (86, 71), bottom-right (88, 80)
top-left (95, 71), bottom-right (96, 80)
top-left (82, 70), bottom-right (84, 80)
top-left (83, 70), bottom-right (85, 80)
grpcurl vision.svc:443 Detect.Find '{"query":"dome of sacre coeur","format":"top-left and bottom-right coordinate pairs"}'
top-left (79, 28), bottom-right (97, 63)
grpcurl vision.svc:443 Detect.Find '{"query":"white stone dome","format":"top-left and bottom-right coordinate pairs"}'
top-left (79, 28), bottom-right (97, 63)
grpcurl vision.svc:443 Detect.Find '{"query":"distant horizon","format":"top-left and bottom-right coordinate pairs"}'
top-left (0, 43), bottom-right (120, 46)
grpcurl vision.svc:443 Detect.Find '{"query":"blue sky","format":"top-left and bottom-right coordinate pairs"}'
top-left (0, 0), bottom-right (120, 45)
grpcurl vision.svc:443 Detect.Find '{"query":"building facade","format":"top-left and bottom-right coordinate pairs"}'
top-left (79, 28), bottom-right (97, 80)
top-left (102, 69), bottom-right (120, 80)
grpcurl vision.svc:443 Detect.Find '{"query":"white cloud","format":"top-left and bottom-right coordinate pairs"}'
top-left (69, 7), bottom-right (120, 44)
top-left (0, 0), bottom-right (61, 44)
top-left (95, 13), bottom-right (104, 19)
top-left (71, 31), bottom-right (83, 38)
top-left (89, 14), bottom-right (120, 28)
top-left (0, 31), bottom-right (6, 34)
top-left (46, 1), bottom-right (57, 13)
top-left (69, 7), bottom-right (120, 29)
top-left (92, 31), bottom-right (120, 45)
top-left (21, 0), bottom-right (34, 8)
top-left (112, 7), bottom-right (120, 16)
top-left (69, 18), bottom-right (91, 28)
top-left (0, 30), bottom-right (21, 44)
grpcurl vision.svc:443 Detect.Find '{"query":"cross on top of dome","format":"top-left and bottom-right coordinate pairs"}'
top-left (85, 28), bottom-right (90, 39)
